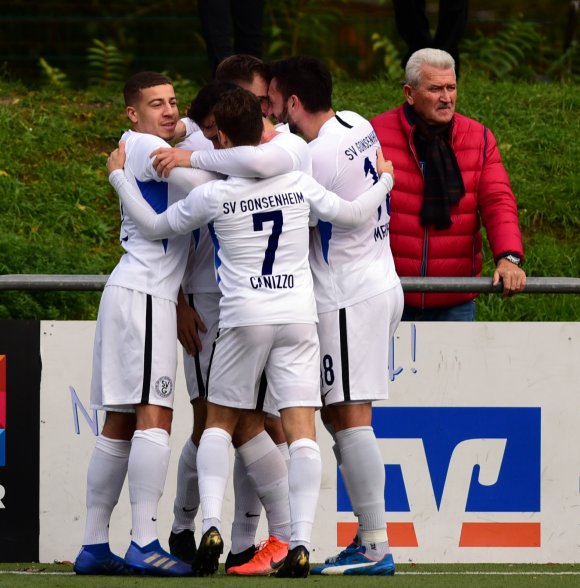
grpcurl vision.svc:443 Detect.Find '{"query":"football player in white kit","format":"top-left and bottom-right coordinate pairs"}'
top-left (267, 56), bottom-right (403, 576)
top-left (73, 72), bottom-right (215, 577)
top-left (155, 63), bottom-right (304, 575)
top-left (106, 87), bottom-right (395, 578)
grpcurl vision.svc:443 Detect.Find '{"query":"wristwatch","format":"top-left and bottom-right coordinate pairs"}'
top-left (502, 253), bottom-right (521, 266)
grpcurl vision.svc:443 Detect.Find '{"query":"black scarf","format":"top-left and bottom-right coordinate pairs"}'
top-left (405, 103), bottom-right (465, 230)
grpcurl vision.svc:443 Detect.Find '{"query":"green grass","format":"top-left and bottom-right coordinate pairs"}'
top-left (0, 76), bottom-right (578, 320)
top-left (2, 563), bottom-right (580, 587)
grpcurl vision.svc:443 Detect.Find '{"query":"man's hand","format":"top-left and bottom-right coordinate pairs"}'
top-left (107, 141), bottom-right (126, 174)
top-left (493, 258), bottom-right (527, 297)
top-left (375, 147), bottom-right (395, 183)
top-left (150, 147), bottom-right (193, 178)
top-left (176, 290), bottom-right (208, 355)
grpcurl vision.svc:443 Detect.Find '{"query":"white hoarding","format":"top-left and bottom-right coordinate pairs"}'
top-left (39, 321), bottom-right (580, 563)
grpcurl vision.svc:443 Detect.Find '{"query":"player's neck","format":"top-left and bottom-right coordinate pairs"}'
top-left (301, 109), bottom-right (335, 142)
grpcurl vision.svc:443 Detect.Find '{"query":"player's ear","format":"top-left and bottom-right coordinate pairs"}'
top-left (126, 106), bottom-right (138, 124)
top-left (289, 94), bottom-right (301, 111)
top-left (217, 129), bottom-right (231, 148)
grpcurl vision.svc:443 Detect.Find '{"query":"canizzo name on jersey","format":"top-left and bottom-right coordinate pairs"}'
top-left (250, 274), bottom-right (295, 289)
top-left (222, 191), bottom-right (305, 214)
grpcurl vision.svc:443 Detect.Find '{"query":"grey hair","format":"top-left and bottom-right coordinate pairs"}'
top-left (405, 48), bottom-right (456, 87)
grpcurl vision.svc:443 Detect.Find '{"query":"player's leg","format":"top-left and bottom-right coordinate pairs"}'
top-left (226, 375), bottom-right (291, 573)
top-left (224, 448), bottom-right (260, 570)
top-left (227, 412), bottom-right (290, 576)
top-left (265, 415), bottom-right (290, 466)
top-left (276, 407), bottom-right (320, 578)
top-left (266, 323), bottom-right (322, 578)
top-left (194, 325), bottom-right (272, 576)
top-left (74, 411), bottom-right (134, 575)
top-left (75, 286), bottom-right (135, 576)
top-left (225, 389), bottom-right (267, 571)
top-left (169, 292), bottom-right (218, 564)
top-left (194, 403), bottom-right (239, 576)
top-left (110, 291), bottom-right (191, 577)
top-left (311, 288), bottom-right (403, 576)
top-left (318, 403), bottom-right (396, 575)
top-left (124, 405), bottom-right (174, 570)
top-left (168, 413), bottom-right (200, 565)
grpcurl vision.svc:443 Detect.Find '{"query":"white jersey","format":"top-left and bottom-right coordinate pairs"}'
top-left (171, 173), bottom-right (324, 327)
top-left (309, 111), bottom-right (400, 313)
top-left (182, 128), bottom-right (312, 294)
top-left (106, 130), bottom-right (215, 302)
top-left (176, 130), bottom-right (221, 294)
top-left (109, 163), bottom-right (393, 329)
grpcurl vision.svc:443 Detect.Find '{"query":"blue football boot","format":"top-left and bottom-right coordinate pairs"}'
top-left (73, 543), bottom-right (129, 575)
top-left (310, 546), bottom-right (395, 576)
top-left (124, 539), bottom-right (193, 576)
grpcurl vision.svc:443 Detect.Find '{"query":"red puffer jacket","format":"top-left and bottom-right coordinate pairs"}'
top-left (371, 105), bottom-right (524, 309)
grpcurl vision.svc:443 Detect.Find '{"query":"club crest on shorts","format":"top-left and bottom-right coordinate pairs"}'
top-left (154, 376), bottom-right (174, 398)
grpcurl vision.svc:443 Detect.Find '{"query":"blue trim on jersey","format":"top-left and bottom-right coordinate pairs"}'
top-left (136, 178), bottom-right (169, 252)
top-left (192, 228), bottom-right (200, 248)
top-left (318, 220), bottom-right (333, 264)
top-left (207, 222), bottom-right (221, 283)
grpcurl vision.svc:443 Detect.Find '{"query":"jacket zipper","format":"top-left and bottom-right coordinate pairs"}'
top-left (409, 128), bottom-right (428, 308)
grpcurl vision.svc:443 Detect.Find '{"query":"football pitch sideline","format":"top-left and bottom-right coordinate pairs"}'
top-left (2, 564), bottom-right (580, 587)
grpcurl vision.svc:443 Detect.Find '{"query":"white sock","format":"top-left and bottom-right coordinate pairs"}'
top-left (287, 438), bottom-right (321, 551)
top-left (128, 428), bottom-right (170, 548)
top-left (238, 430), bottom-right (291, 543)
top-left (336, 426), bottom-right (389, 558)
top-left (83, 435), bottom-right (130, 546)
top-left (171, 437), bottom-right (199, 533)
top-left (197, 427), bottom-right (232, 534)
top-left (325, 422), bottom-right (362, 545)
top-left (230, 450), bottom-right (262, 553)
top-left (277, 441), bottom-right (290, 468)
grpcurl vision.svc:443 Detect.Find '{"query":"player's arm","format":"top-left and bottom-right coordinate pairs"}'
top-left (187, 141), bottom-right (300, 178)
top-left (168, 117), bottom-right (196, 142)
top-left (314, 148), bottom-right (395, 228)
top-left (176, 286), bottom-right (207, 355)
top-left (194, 143), bottom-right (296, 177)
top-left (150, 147), bottom-right (195, 178)
top-left (107, 142), bottom-right (211, 239)
top-left (146, 146), bottom-right (216, 189)
top-left (150, 132), bottom-right (307, 179)
top-left (161, 164), bottom-right (217, 194)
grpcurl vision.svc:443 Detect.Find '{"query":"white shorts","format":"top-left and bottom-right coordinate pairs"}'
top-left (207, 323), bottom-right (321, 412)
top-left (91, 286), bottom-right (178, 411)
top-left (317, 285), bottom-right (403, 405)
top-left (182, 291), bottom-right (221, 402)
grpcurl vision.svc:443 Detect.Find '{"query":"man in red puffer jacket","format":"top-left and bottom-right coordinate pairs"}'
top-left (371, 48), bottom-right (526, 321)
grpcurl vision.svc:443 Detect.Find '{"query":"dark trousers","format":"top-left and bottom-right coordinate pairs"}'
top-left (198, 0), bottom-right (264, 74)
top-left (392, 0), bottom-right (469, 75)
top-left (401, 300), bottom-right (476, 322)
